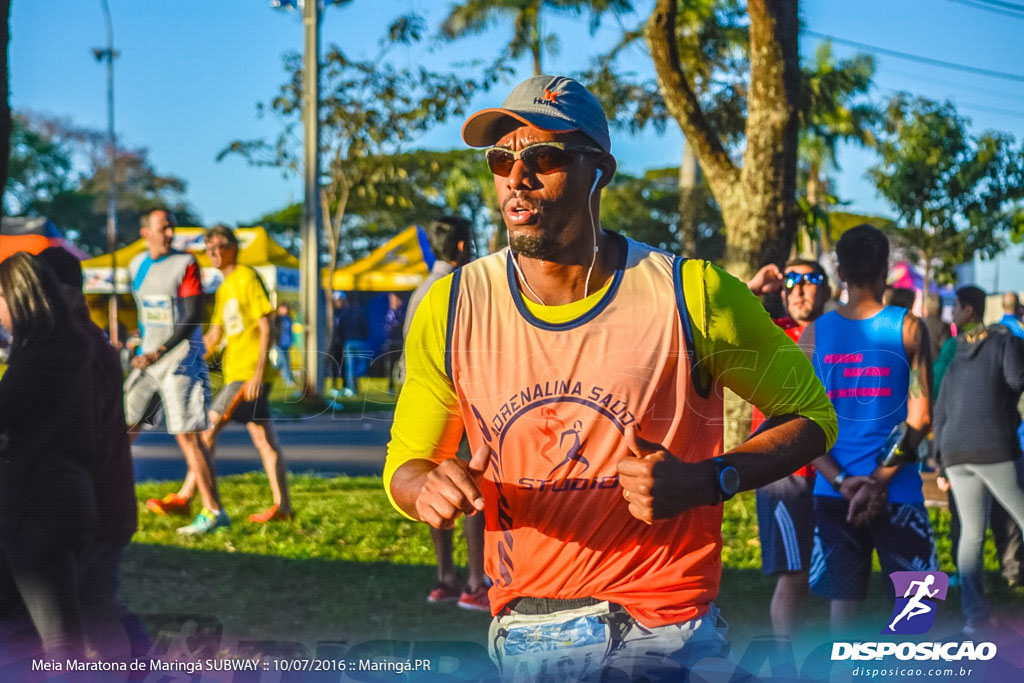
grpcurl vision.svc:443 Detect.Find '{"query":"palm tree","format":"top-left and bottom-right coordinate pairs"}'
top-left (441, 0), bottom-right (634, 77)
top-left (798, 42), bottom-right (878, 256)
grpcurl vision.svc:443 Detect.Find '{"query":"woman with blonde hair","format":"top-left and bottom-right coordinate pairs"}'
top-left (0, 252), bottom-right (97, 657)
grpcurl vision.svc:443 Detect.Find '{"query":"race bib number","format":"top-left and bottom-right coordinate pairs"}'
top-left (140, 295), bottom-right (173, 326)
top-left (223, 298), bottom-right (244, 337)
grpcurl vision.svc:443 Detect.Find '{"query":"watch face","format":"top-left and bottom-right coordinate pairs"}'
top-left (720, 466), bottom-right (740, 495)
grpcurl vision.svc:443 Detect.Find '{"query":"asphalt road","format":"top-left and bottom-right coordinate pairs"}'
top-left (132, 412), bottom-right (394, 482)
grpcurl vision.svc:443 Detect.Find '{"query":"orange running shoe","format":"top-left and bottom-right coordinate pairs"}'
top-left (145, 493), bottom-right (191, 516)
top-left (248, 505), bottom-right (295, 523)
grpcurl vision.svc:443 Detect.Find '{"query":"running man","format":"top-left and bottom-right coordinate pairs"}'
top-left (200, 226), bottom-right (292, 522)
top-left (126, 209), bottom-right (227, 535)
top-left (888, 574), bottom-right (939, 631)
top-left (385, 75), bottom-right (837, 680)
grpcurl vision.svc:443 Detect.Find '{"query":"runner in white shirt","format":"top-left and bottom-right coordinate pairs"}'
top-left (124, 209), bottom-right (229, 534)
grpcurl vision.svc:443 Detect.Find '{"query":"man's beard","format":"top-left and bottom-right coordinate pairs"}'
top-left (509, 231), bottom-right (559, 260)
top-left (503, 193), bottom-right (561, 259)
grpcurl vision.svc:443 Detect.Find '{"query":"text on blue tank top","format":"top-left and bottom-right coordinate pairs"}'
top-left (813, 306), bottom-right (923, 503)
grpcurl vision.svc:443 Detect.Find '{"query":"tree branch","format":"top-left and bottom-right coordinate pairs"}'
top-left (645, 0), bottom-right (738, 190)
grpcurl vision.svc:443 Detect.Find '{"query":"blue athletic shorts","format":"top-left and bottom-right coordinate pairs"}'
top-left (809, 497), bottom-right (937, 600)
top-left (756, 475), bottom-right (815, 574)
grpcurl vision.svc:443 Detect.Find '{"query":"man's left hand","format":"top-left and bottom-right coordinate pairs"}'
top-left (616, 425), bottom-right (717, 524)
top-left (243, 377), bottom-right (263, 402)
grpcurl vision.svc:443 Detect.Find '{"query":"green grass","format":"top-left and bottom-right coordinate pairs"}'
top-left (130, 474), bottom-right (489, 645)
top-left (126, 476), bottom-right (1024, 651)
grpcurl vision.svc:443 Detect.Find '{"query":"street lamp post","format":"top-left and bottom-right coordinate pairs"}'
top-left (93, 0), bottom-right (119, 345)
top-left (272, 0), bottom-right (325, 396)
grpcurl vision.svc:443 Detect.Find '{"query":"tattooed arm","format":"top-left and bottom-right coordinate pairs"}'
top-left (872, 313), bottom-right (933, 487)
top-left (902, 312), bottom-right (933, 451)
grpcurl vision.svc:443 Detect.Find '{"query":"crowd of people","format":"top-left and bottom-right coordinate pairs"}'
top-left (1, 73), bottom-right (1022, 679)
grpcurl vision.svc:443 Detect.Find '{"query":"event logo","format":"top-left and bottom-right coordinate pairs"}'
top-left (539, 409), bottom-right (590, 478)
top-left (883, 571), bottom-right (949, 635)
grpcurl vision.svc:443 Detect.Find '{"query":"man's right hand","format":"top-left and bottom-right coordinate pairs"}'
top-left (747, 264), bottom-right (784, 296)
top-left (131, 352), bottom-right (160, 370)
top-left (842, 476), bottom-right (888, 526)
top-left (414, 443), bottom-right (492, 529)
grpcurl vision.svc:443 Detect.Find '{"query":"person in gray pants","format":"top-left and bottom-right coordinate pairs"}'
top-left (934, 285), bottom-right (1024, 633)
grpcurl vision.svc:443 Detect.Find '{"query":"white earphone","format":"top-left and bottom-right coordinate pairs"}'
top-left (510, 165), bottom-right (606, 305)
top-left (582, 167), bottom-right (604, 296)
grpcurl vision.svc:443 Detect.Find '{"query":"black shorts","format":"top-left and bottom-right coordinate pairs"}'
top-left (212, 381), bottom-right (272, 423)
top-left (756, 475), bottom-right (815, 574)
top-left (809, 496), bottom-right (937, 600)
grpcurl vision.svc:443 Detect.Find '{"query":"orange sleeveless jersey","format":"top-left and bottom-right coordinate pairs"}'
top-left (449, 238), bottom-right (723, 627)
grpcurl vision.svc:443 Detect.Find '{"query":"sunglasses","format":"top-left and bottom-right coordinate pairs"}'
top-left (783, 271), bottom-right (826, 290)
top-left (485, 141), bottom-right (604, 177)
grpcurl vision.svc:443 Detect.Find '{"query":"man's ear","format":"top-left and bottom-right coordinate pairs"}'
top-left (596, 156), bottom-right (617, 189)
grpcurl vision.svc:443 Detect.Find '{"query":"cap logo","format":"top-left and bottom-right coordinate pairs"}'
top-left (533, 88), bottom-right (561, 107)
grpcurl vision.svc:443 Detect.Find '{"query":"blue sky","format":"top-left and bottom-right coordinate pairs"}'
top-left (11, 0), bottom-right (1024, 230)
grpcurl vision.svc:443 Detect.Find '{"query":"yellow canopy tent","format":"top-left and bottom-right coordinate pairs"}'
top-left (327, 226), bottom-right (431, 292)
top-left (82, 227), bottom-right (299, 331)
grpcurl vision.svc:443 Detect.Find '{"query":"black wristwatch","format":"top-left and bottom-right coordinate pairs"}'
top-left (711, 457), bottom-right (740, 503)
top-left (831, 471), bottom-right (848, 492)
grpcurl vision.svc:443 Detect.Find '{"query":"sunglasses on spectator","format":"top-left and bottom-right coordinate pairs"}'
top-left (783, 271), bottom-right (826, 289)
top-left (485, 142), bottom-right (604, 177)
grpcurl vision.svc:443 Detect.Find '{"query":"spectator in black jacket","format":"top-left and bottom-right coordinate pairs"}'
top-left (0, 252), bottom-right (97, 657)
top-left (35, 247), bottom-right (143, 659)
top-left (934, 285), bottom-right (1024, 634)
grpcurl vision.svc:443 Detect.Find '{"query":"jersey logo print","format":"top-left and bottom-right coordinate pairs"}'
top-left (540, 415), bottom-right (589, 478)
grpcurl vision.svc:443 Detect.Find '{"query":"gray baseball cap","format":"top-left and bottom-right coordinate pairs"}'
top-left (461, 75), bottom-right (611, 153)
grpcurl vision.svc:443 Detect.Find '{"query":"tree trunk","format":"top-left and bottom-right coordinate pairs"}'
top-left (647, 0), bottom-right (801, 450)
top-left (811, 162), bottom-right (835, 256)
top-left (532, 7), bottom-right (542, 76)
top-left (803, 161), bottom-right (822, 258)
top-left (678, 137), bottom-right (700, 258)
top-left (321, 170), bottom-right (350, 344)
top-left (0, 1), bottom-right (10, 204)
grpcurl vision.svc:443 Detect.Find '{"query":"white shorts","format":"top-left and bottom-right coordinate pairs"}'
top-left (124, 341), bottom-right (211, 434)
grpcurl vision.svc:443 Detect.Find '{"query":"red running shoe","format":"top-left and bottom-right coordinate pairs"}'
top-left (427, 581), bottom-right (462, 604)
top-left (457, 586), bottom-right (491, 612)
top-left (146, 493), bottom-right (191, 516)
top-left (248, 505), bottom-right (295, 523)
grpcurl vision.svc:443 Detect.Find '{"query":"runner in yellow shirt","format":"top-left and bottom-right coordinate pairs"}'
top-left (174, 225), bottom-right (293, 526)
top-left (386, 75), bottom-right (837, 680)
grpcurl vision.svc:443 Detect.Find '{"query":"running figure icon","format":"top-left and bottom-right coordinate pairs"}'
top-left (888, 574), bottom-right (939, 631)
top-left (545, 420), bottom-right (589, 478)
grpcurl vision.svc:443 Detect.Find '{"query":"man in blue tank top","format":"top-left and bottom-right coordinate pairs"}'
top-left (800, 224), bottom-right (937, 629)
